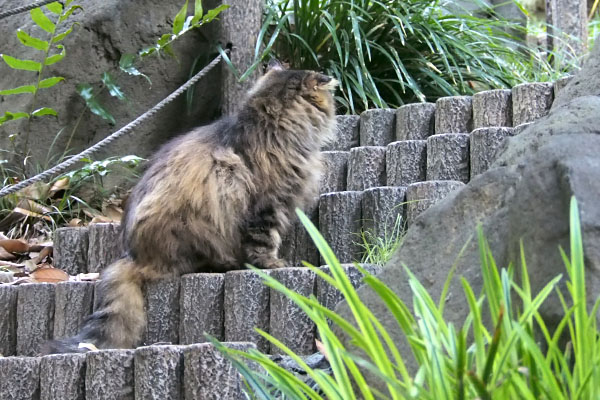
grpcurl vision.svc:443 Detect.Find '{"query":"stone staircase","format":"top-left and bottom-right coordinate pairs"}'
top-left (0, 79), bottom-right (568, 399)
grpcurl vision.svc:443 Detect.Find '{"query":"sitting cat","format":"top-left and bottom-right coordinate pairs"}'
top-left (45, 61), bottom-right (337, 352)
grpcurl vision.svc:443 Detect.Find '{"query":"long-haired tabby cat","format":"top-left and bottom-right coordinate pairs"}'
top-left (45, 61), bottom-right (337, 352)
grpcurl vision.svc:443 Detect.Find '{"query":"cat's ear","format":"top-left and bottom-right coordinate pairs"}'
top-left (264, 59), bottom-right (287, 73)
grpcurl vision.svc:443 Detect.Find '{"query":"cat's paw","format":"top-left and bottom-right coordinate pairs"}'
top-left (261, 259), bottom-right (289, 270)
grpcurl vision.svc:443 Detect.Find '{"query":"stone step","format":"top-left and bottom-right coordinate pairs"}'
top-left (0, 342), bottom-right (253, 400)
top-left (1, 263), bottom-right (384, 358)
top-left (321, 81), bottom-right (557, 154)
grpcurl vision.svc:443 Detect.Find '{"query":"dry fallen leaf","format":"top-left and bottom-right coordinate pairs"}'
top-left (0, 239), bottom-right (29, 253)
top-left (90, 215), bottom-right (115, 224)
top-left (68, 218), bottom-right (84, 227)
top-left (31, 267), bottom-right (69, 283)
top-left (49, 177), bottom-right (70, 196)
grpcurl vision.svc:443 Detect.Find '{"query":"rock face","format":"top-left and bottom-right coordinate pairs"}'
top-left (334, 37), bottom-right (600, 387)
top-left (0, 0), bottom-right (223, 172)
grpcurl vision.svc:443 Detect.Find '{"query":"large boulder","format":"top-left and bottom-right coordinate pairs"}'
top-left (0, 0), bottom-right (223, 173)
top-left (334, 37), bottom-right (600, 380)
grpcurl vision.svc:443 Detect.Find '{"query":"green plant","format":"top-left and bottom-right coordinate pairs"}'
top-left (0, 155), bottom-right (143, 237)
top-left (246, 0), bottom-right (577, 114)
top-left (215, 197), bottom-right (598, 399)
top-left (0, 0), bottom-right (81, 158)
top-left (358, 212), bottom-right (405, 267)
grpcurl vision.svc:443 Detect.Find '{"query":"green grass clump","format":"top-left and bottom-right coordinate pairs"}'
top-left (214, 196), bottom-right (600, 399)
top-left (246, 0), bottom-right (579, 114)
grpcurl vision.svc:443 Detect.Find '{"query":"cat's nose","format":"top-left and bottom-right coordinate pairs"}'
top-left (318, 74), bottom-right (332, 83)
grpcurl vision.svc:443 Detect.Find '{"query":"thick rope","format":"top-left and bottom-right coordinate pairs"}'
top-left (0, 0), bottom-right (58, 20)
top-left (0, 52), bottom-right (225, 198)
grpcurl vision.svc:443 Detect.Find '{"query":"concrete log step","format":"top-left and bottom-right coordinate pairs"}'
top-left (0, 356), bottom-right (41, 399)
top-left (53, 281), bottom-right (94, 340)
top-left (472, 89), bottom-right (512, 128)
top-left (470, 127), bottom-right (514, 176)
top-left (86, 349), bottom-right (135, 399)
top-left (426, 133), bottom-right (470, 183)
top-left (144, 277), bottom-right (181, 346)
top-left (280, 200), bottom-right (320, 268)
top-left (319, 191), bottom-right (363, 264)
top-left (435, 96), bottom-right (473, 134)
top-left (396, 103), bottom-right (435, 141)
top-left (362, 186), bottom-right (407, 239)
top-left (322, 115), bottom-right (359, 151)
top-left (87, 223), bottom-right (123, 273)
top-left (512, 82), bottom-right (554, 126)
top-left (386, 140), bottom-right (427, 186)
top-left (347, 146), bottom-right (386, 191)
top-left (0, 284), bottom-right (17, 356)
top-left (224, 270), bottom-right (271, 352)
top-left (179, 274), bottom-right (224, 345)
top-left (53, 227), bottom-right (89, 275)
top-left (320, 151), bottom-right (349, 194)
top-left (40, 353), bottom-right (86, 400)
top-left (360, 109), bottom-right (396, 146)
top-left (17, 283), bottom-right (55, 357)
top-left (406, 181), bottom-right (465, 226)
top-left (269, 267), bottom-right (316, 355)
top-left (316, 264), bottom-right (383, 314)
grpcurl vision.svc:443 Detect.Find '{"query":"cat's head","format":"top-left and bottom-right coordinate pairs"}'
top-left (247, 60), bottom-right (338, 117)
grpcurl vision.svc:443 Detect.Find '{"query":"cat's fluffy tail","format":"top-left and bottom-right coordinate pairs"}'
top-left (43, 258), bottom-right (146, 354)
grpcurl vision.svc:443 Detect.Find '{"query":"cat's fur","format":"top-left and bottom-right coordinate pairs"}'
top-left (45, 64), bottom-right (337, 352)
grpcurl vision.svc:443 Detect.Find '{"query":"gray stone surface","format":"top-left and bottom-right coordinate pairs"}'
top-left (546, 0), bottom-right (588, 56)
top-left (554, 75), bottom-right (574, 96)
top-left (180, 274), bottom-right (224, 344)
top-left (86, 349), bottom-right (135, 400)
top-left (512, 82), bottom-right (554, 126)
top-left (224, 270), bottom-right (271, 352)
top-left (40, 354), bottom-right (86, 400)
top-left (406, 181), bottom-right (465, 226)
top-left (319, 191), bottom-right (363, 264)
top-left (386, 140), bottom-right (427, 186)
top-left (53, 227), bottom-right (89, 275)
top-left (320, 151), bottom-right (349, 193)
top-left (435, 96), bottom-right (473, 134)
top-left (359, 109), bottom-right (396, 146)
top-left (361, 186), bottom-right (407, 238)
top-left (470, 127), bottom-right (514, 176)
top-left (0, 285), bottom-right (17, 356)
top-left (426, 134), bottom-right (470, 182)
top-left (317, 264), bottom-right (383, 312)
top-left (323, 115), bottom-right (360, 151)
top-left (347, 146), bottom-right (386, 191)
top-left (134, 345), bottom-right (183, 400)
top-left (269, 268), bottom-right (316, 355)
top-left (17, 283), bottom-right (55, 356)
top-left (0, 0), bottom-right (223, 173)
top-left (87, 223), bottom-right (123, 273)
top-left (472, 89), bottom-right (512, 128)
top-left (53, 281), bottom-right (95, 340)
top-left (183, 342), bottom-right (255, 400)
top-left (280, 200), bottom-right (320, 268)
top-left (0, 356), bottom-right (41, 400)
top-left (396, 103), bottom-right (436, 141)
top-left (143, 277), bottom-right (180, 345)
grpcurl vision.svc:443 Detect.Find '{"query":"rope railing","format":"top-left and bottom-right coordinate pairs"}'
top-left (0, 51), bottom-right (226, 198)
top-left (0, 0), bottom-right (59, 20)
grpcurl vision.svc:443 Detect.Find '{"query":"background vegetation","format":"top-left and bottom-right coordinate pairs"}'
top-left (246, 0), bottom-right (593, 113)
